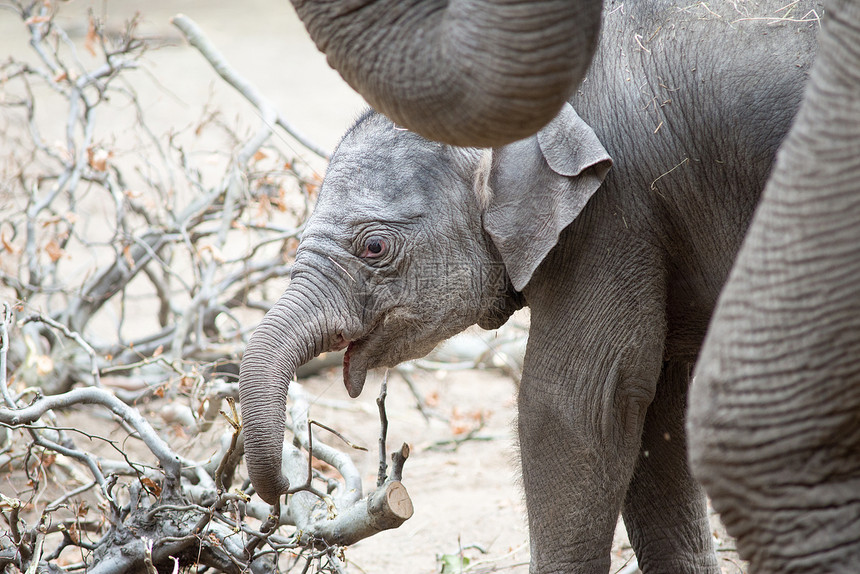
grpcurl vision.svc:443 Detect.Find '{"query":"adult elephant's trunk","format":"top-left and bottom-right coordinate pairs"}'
top-left (290, 0), bottom-right (602, 147)
top-left (239, 285), bottom-right (330, 505)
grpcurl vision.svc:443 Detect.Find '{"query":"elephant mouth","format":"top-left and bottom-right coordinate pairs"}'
top-left (327, 332), bottom-right (369, 397)
top-left (343, 339), bottom-right (368, 398)
top-left (330, 333), bottom-right (350, 352)
top-left (340, 325), bottom-right (405, 398)
top-left (338, 314), bottom-right (438, 399)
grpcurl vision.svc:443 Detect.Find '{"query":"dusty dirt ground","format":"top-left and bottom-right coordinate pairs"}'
top-left (243, 341), bottom-right (745, 574)
top-left (0, 1), bottom-right (746, 572)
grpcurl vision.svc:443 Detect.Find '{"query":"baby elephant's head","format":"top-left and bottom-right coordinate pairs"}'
top-left (239, 106), bottom-right (611, 504)
top-left (304, 111), bottom-right (523, 397)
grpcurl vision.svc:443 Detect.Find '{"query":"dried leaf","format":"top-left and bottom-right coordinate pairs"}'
top-left (255, 195), bottom-right (272, 223)
top-left (252, 150), bottom-right (268, 163)
top-left (45, 239), bottom-right (64, 262)
top-left (67, 522), bottom-right (80, 544)
top-left (122, 245), bottom-right (135, 268)
top-left (140, 477), bottom-right (162, 497)
top-left (424, 391), bottom-right (440, 407)
top-left (277, 192), bottom-right (292, 209)
top-left (304, 173), bottom-right (323, 198)
top-left (23, 14), bottom-right (50, 25)
top-left (88, 147), bottom-right (111, 172)
top-left (152, 345), bottom-right (163, 358)
top-left (84, 16), bottom-right (97, 57)
top-left (1, 231), bottom-right (17, 254)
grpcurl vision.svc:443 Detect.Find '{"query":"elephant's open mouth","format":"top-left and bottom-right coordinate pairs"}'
top-left (339, 314), bottom-right (436, 399)
top-left (341, 326), bottom-right (408, 398)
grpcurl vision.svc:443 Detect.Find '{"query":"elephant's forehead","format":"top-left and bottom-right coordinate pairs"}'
top-left (314, 178), bottom-right (431, 223)
top-left (321, 148), bottom-right (453, 205)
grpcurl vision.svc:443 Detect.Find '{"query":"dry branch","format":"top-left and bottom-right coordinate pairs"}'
top-left (0, 4), bottom-right (414, 573)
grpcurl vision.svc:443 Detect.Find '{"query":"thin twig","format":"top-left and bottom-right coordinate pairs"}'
top-left (650, 157), bottom-right (689, 191)
top-left (0, 387), bottom-right (186, 481)
top-left (614, 556), bottom-right (640, 574)
top-left (215, 397), bottom-right (242, 491)
top-left (0, 303), bottom-right (16, 408)
top-left (389, 443), bottom-right (410, 483)
top-left (376, 369), bottom-right (389, 487)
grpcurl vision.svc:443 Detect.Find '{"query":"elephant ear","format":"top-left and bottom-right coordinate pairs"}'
top-left (483, 103), bottom-right (612, 291)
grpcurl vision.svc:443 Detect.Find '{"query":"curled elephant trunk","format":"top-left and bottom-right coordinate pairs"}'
top-left (290, 0), bottom-right (603, 147)
top-left (238, 287), bottom-right (328, 505)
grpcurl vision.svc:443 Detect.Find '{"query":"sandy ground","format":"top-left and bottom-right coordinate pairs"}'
top-left (298, 361), bottom-right (536, 573)
top-left (0, 2), bottom-right (745, 572)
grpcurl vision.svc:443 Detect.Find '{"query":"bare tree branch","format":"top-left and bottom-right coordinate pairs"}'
top-left (171, 13), bottom-right (330, 161)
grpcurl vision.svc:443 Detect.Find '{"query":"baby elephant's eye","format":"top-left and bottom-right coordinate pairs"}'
top-left (360, 236), bottom-right (388, 259)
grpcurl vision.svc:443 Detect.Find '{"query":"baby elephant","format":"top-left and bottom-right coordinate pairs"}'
top-left (240, 4), bottom-right (818, 572)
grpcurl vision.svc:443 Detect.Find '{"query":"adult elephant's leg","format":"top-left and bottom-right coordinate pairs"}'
top-left (519, 228), bottom-right (666, 573)
top-left (622, 362), bottom-right (719, 573)
top-left (689, 1), bottom-right (860, 571)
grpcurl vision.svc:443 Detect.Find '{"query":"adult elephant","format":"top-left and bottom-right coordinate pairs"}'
top-left (688, 1), bottom-right (860, 572)
top-left (289, 0), bottom-right (602, 147)
top-left (242, 2), bottom-right (820, 572)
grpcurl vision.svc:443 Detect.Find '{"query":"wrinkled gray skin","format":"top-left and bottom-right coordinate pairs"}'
top-left (290, 0), bottom-right (602, 147)
top-left (688, 1), bottom-right (860, 572)
top-left (241, 2), bottom-right (820, 572)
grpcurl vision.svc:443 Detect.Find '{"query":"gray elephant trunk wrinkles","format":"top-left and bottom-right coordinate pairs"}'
top-left (290, 0), bottom-right (602, 146)
top-left (239, 272), bottom-right (357, 504)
